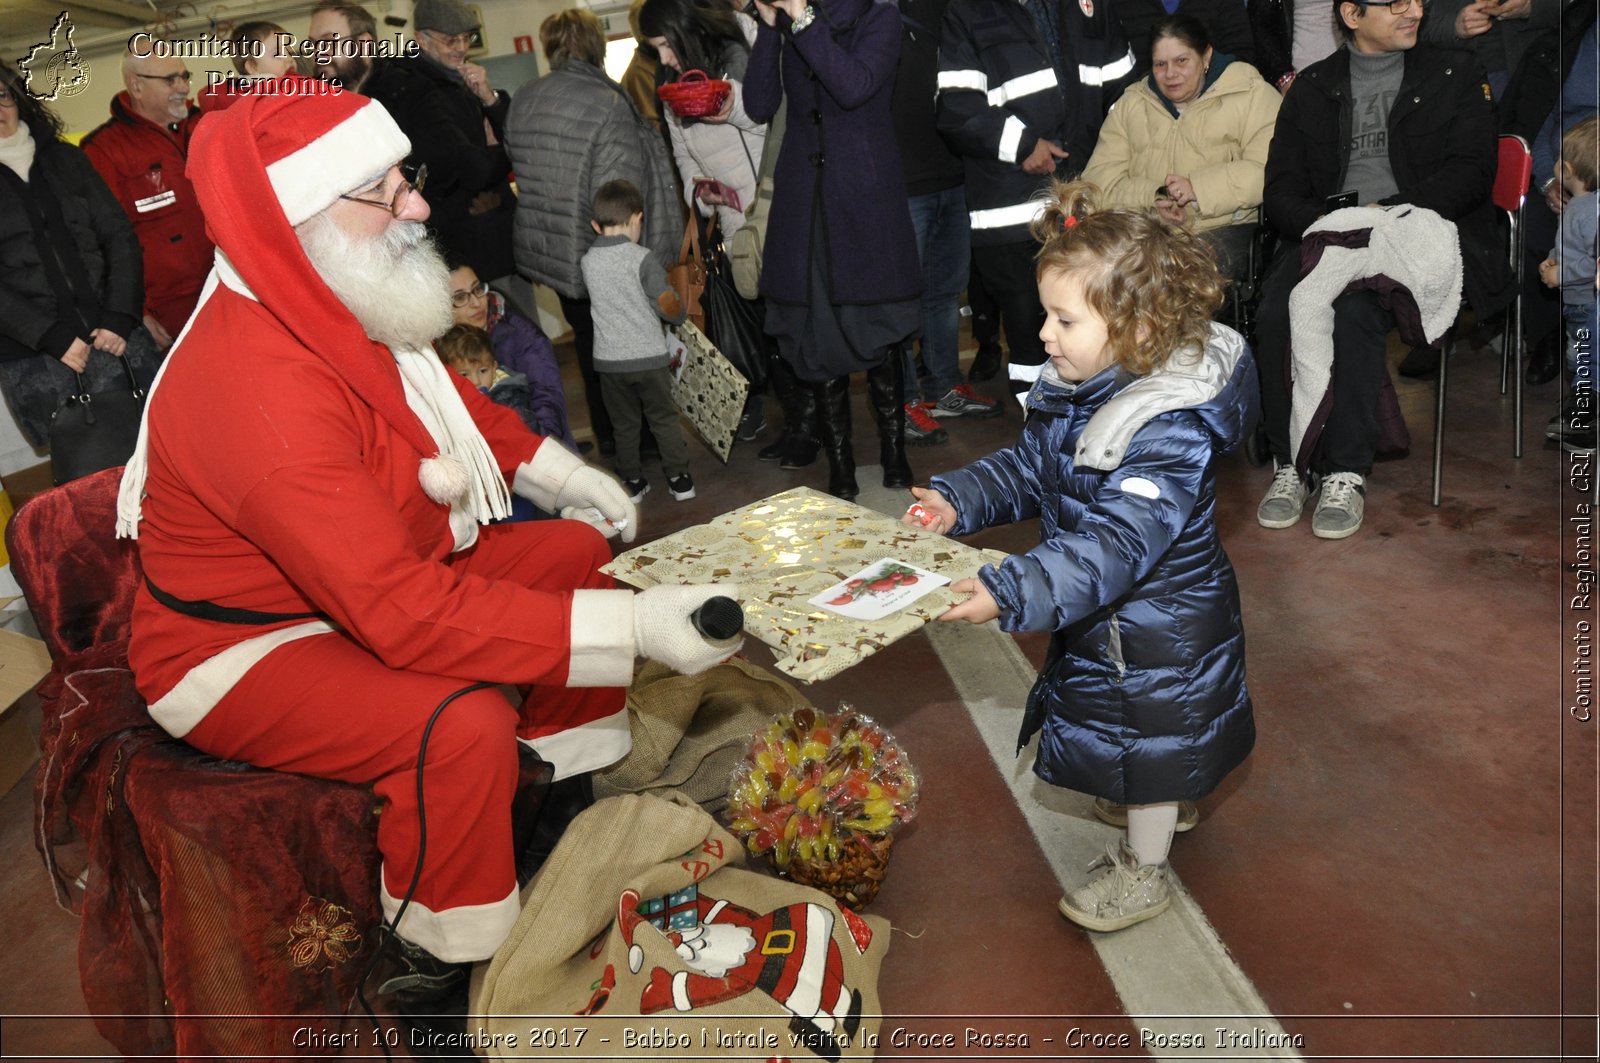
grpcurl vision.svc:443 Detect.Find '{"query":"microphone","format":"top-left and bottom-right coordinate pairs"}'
top-left (690, 595), bottom-right (743, 641)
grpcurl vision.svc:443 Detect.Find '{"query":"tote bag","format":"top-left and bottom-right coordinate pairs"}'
top-left (471, 792), bottom-right (890, 1062)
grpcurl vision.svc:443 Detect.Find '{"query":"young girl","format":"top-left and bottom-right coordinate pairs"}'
top-left (905, 181), bottom-right (1257, 932)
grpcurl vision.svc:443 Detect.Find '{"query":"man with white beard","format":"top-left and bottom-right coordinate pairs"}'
top-left (114, 86), bottom-right (740, 1019)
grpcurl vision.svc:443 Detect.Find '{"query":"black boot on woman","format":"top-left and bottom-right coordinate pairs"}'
top-left (816, 376), bottom-right (858, 501)
top-left (758, 353), bottom-right (821, 467)
top-left (866, 352), bottom-right (913, 489)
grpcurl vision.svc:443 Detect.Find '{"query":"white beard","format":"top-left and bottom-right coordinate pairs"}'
top-left (296, 214), bottom-right (454, 350)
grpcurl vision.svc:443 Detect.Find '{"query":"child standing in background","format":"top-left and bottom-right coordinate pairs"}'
top-left (906, 181), bottom-right (1257, 932)
top-left (1540, 115), bottom-right (1599, 455)
top-left (580, 179), bottom-right (696, 502)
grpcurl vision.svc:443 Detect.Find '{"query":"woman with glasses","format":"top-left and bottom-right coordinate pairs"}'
top-left (444, 257), bottom-right (577, 450)
top-left (0, 61), bottom-right (161, 452)
top-left (81, 46), bottom-right (211, 349)
top-left (1081, 15), bottom-right (1280, 285)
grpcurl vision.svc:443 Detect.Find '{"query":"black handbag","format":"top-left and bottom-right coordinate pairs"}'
top-left (48, 356), bottom-right (145, 486)
top-left (701, 224), bottom-right (769, 392)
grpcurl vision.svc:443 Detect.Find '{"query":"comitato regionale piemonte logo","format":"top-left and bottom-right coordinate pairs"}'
top-left (19, 12), bottom-right (91, 102)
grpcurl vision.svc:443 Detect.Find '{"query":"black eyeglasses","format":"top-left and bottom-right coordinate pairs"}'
top-left (0, 88), bottom-right (15, 106)
top-left (1352, 0), bottom-right (1420, 13)
top-left (338, 163), bottom-right (427, 217)
top-left (449, 281), bottom-right (490, 307)
top-left (135, 71), bottom-right (192, 87)
top-left (422, 28), bottom-right (475, 50)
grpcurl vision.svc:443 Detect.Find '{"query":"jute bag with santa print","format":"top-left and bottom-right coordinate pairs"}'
top-left (470, 792), bottom-right (889, 1062)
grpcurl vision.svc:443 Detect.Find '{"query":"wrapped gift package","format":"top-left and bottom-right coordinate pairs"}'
top-left (603, 487), bottom-right (1006, 682)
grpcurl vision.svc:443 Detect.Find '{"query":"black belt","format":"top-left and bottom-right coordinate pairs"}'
top-left (144, 575), bottom-right (325, 626)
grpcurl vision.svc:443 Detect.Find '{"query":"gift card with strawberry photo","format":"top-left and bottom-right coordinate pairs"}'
top-left (809, 559), bottom-right (950, 620)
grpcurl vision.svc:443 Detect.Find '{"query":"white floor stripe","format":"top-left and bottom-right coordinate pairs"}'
top-left (855, 479), bottom-right (1304, 1061)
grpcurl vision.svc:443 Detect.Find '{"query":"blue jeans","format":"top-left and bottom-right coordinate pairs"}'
top-left (903, 185), bottom-right (971, 402)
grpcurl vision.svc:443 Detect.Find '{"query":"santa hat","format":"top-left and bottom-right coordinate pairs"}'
top-left (118, 79), bottom-right (507, 536)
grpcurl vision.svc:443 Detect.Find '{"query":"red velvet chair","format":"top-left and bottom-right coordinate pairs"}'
top-left (12, 468), bottom-right (388, 1057)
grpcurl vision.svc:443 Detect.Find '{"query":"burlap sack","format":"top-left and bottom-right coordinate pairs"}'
top-left (470, 793), bottom-right (889, 1062)
top-left (594, 659), bottom-right (812, 812)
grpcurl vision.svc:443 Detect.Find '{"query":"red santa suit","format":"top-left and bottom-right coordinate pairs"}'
top-left (116, 86), bottom-right (648, 963)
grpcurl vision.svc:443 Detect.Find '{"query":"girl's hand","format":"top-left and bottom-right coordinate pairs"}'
top-left (1538, 258), bottom-right (1559, 288)
top-left (90, 328), bottom-right (126, 357)
top-left (61, 337), bottom-right (90, 373)
top-left (940, 577), bottom-right (1000, 625)
top-left (753, 0), bottom-right (780, 26)
top-left (903, 485), bottom-right (958, 534)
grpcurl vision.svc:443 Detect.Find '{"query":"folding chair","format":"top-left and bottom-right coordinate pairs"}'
top-left (1433, 134), bottom-right (1533, 504)
top-left (1493, 134), bottom-right (1532, 452)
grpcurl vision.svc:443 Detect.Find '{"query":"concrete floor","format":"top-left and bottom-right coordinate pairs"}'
top-left (0, 323), bottom-right (1594, 1061)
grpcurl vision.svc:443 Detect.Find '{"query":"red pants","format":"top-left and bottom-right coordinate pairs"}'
top-left (186, 519), bottom-right (627, 962)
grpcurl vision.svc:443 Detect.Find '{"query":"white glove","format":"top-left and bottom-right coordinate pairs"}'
top-left (633, 584), bottom-right (744, 676)
top-left (555, 465), bottom-right (637, 544)
top-left (560, 505), bottom-right (625, 540)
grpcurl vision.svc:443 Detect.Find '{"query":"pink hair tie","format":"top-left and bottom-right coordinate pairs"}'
top-left (1063, 215), bottom-right (1078, 230)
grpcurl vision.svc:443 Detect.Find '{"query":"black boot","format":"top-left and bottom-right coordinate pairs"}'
top-left (516, 772), bottom-right (595, 886)
top-left (866, 354), bottom-right (913, 489)
top-left (759, 354), bottom-right (820, 467)
top-left (816, 376), bottom-right (857, 501)
top-left (379, 934), bottom-right (472, 1057)
top-left (780, 383), bottom-right (822, 468)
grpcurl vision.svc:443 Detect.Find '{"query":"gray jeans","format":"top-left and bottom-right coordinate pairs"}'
top-left (598, 367), bottom-right (689, 481)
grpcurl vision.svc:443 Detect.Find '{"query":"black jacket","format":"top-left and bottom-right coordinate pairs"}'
top-left (0, 139), bottom-right (142, 363)
top-left (892, 0), bottom-right (964, 196)
top-left (937, 0), bottom-right (1136, 246)
top-left (1246, 0), bottom-right (1294, 87)
top-left (1263, 44), bottom-right (1513, 317)
top-left (360, 56), bottom-right (516, 279)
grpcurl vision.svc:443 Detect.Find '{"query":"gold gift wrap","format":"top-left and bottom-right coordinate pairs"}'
top-left (602, 487), bottom-right (1006, 682)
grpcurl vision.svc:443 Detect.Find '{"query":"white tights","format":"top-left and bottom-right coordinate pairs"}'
top-left (1125, 802), bottom-right (1178, 867)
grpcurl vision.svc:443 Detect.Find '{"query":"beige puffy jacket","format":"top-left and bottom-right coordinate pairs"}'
top-left (1081, 59), bottom-right (1280, 232)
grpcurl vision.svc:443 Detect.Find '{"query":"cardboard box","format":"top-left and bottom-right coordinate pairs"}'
top-left (0, 626), bottom-right (52, 798)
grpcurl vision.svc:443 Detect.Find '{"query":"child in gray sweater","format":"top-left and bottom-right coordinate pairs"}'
top-left (580, 179), bottom-right (695, 501)
top-left (1540, 117), bottom-right (1599, 454)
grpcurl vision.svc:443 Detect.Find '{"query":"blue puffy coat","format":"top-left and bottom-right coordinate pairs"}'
top-left (929, 323), bottom-right (1257, 804)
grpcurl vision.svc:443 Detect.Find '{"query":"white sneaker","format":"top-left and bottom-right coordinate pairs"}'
top-left (1057, 841), bottom-right (1171, 932)
top-left (1312, 472), bottom-right (1365, 539)
top-left (1256, 461), bottom-right (1309, 529)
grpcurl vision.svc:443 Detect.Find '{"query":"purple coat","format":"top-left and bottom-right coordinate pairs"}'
top-left (486, 293), bottom-right (576, 448)
top-left (744, 0), bottom-right (921, 306)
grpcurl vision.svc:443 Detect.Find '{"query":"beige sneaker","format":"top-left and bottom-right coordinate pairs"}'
top-left (1057, 841), bottom-right (1171, 932)
top-left (1091, 798), bottom-right (1199, 832)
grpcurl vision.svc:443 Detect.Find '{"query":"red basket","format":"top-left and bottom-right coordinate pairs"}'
top-left (657, 69), bottom-right (732, 119)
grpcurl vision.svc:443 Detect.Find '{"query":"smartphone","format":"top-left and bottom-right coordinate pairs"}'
top-left (693, 177), bottom-right (743, 213)
top-left (1324, 190), bottom-right (1359, 212)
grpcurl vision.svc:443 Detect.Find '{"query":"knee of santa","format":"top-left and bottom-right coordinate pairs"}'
top-left (417, 689), bottom-right (520, 785)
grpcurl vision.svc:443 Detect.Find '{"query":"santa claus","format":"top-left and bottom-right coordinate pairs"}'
top-left (114, 81), bottom-right (739, 1010)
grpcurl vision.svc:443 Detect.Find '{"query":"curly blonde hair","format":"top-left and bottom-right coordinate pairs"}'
top-left (1031, 180), bottom-right (1225, 376)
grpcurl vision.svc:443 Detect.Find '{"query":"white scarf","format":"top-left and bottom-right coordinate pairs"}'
top-left (0, 124), bottom-right (36, 181)
top-left (117, 250), bottom-right (512, 541)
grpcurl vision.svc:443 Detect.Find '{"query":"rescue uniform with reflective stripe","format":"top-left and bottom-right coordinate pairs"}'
top-left (936, 0), bottom-right (1136, 245)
